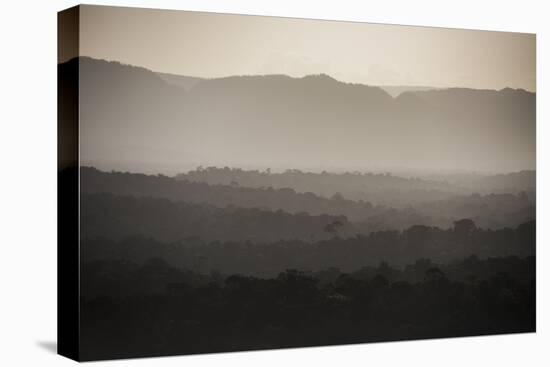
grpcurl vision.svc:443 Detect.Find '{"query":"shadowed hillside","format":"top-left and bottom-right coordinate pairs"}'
top-left (81, 167), bottom-right (534, 230)
top-left (80, 167), bottom-right (427, 229)
top-left (175, 166), bottom-right (535, 206)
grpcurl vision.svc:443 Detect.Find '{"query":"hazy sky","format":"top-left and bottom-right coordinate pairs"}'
top-left (78, 5), bottom-right (535, 91)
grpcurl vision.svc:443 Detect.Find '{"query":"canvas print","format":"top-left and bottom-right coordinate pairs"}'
top-left (58, 5), bottom-right (536, 361)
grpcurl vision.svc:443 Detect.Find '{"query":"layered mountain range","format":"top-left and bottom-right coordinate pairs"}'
top-left (65, 57), bottom-right (535, 175)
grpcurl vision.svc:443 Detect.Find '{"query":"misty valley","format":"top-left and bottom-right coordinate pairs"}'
top-left (73, 165), bottom-right (535, 359)
top-left (58, 51), bottom-right (536, 360)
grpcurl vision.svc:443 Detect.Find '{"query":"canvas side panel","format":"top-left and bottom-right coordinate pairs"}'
top-left (57, 5), bottom-right (80, 362)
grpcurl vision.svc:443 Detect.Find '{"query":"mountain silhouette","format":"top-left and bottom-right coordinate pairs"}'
top-left (68, 57), bottom-right (535, 174)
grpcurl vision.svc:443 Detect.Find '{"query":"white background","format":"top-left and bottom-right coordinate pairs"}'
top-left (0, 0), bottom-right (548, 365)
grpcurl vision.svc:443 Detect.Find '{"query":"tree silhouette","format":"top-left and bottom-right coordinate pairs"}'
top-left (324, 220), bottom-right (344, 237)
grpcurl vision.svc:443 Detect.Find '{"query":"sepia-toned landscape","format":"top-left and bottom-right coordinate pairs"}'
top-left (59, 5), bottom-right (535, 361)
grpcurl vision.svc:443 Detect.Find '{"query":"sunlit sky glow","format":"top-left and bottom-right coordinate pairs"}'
top-left (78, 5), bottom-right (536, 91)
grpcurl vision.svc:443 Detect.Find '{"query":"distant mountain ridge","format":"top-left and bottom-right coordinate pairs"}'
top-left (68, 57), bottom-right (536, 175)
